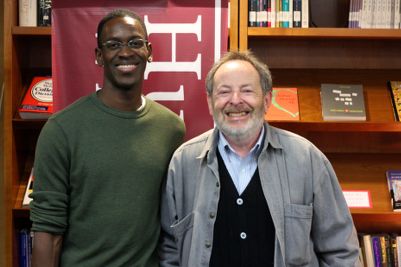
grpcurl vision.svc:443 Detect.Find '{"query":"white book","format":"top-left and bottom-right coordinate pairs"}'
top-left (271, 0), bottom-right (276, 28)
top-left (397, 236), bottom-right (401, 267)
top-left (288, 0), bottom-right (293, 28)
top-left (19, 0), bottom-right (37, 26)
top-left (22, 169), bottom-right (34, 206)
top-left (301, 0), bottom-right (308, 28)
top-left (393, 0), bottom-right (400, 29)
top-left (363, 235), bottom-right (375, 267)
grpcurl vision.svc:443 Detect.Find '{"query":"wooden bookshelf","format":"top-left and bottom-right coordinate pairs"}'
top-left (1, 1), bottom-right (239, 266)
top-left (239, 0), bottom-right (401, 235)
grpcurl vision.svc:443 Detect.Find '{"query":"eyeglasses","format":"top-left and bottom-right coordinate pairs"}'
top-left (101, 39), bottom-right (149, 51)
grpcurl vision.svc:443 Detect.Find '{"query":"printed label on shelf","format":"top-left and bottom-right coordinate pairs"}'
top-left (342, 190), bottom-right (372, 208)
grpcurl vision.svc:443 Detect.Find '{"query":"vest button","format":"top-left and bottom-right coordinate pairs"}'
top-left (236, 198), bottom-right (243, 205)
top-left (205, 241), bottom-right (212, 248)
top-left (240, 232), bottom-right (247, 239)
top-left (209, 212), bottom-right (216, 219)
top-left (216, 182), bottom-right (220, 187)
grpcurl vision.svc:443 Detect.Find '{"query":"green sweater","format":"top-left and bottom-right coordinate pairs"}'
top-left (30, 92), bottom-right (185, 267)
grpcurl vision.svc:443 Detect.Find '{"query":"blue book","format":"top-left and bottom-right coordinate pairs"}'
top-left (19, 229), bottom-right (29, 267)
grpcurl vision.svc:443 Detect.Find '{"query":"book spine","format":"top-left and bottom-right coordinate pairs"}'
top-left (19, 0), bottom-right (37, 26)
top-left (363, 235), bottom-right (375, 267)
top-left (380, 235), bottom-right (389, 266)
top-left (397, 236), bottom-right (401, 267)
top-left (293, 0), bottom-right (301, 27)
top-left (37, 0), bottom-right (52, 26)
top-left (267, 0), bottom-right (272, 27)
top-left (270, 0), bottom-right (276, 27)
top-left (372, 236), bottom-right (383, 267)
top-left (387, 81), bottom-right (401, 121)
top-left (249, 0), bottom-right (257, 26)
top-left (281, 0), bottom-right (289, 27)
top-left (19, 229), bottom-right (30, 267)
top-left (349, 0), bottom-right (354, 28)
top-left (393, 0), bottom-right (400, 29)
top-left (301, 0), bottom-right (308, 28)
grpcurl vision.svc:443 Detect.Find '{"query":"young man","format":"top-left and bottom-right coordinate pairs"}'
top-left (159, 51), bottom-right (361, 267)
top-left (30, 9), bottom-right (185, 267)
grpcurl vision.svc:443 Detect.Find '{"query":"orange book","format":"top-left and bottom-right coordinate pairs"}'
top-left (19, 76), bottom-right (53, 119)
top-left (265, 87), bottom-right (300, 121)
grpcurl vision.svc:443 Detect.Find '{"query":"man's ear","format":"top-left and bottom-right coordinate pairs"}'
top-left (207, 94), bottom-right (214, 116)
top-left (95, 47), bottom-right (104, 66)
top-left (147, 42), bottom-right (153, 63)
top-left (264, 91), bottom-right (272, 113)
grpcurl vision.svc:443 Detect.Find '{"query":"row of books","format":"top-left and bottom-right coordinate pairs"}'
top-left (359, 233), bottom-right (401, 267)
top-left (19, 0), bottom-right (52, 27)
top-left (348, 0), bottom-right (401, 29)
top-left (248, 0), bottom-right (309, 28)
top-left (264, 82), bottom-right (401, 122)
top-left (15, 226), bottom-right (401, 267)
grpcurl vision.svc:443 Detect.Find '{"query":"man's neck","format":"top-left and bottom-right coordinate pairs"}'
top-left (223, 127), bottom-right (263, 158)
top-left (97, 86), bottom-right (142, 112)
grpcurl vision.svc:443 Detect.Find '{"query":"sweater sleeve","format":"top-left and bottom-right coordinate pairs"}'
top-left (30, 118), bottom-right (70, 234)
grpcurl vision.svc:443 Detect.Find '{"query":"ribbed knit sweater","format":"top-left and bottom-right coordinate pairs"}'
top-left (30, 92), bottom-right (185, 267)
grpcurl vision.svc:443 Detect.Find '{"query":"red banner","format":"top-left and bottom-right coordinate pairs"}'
top-left (52, 0), bottom-right (229, 139)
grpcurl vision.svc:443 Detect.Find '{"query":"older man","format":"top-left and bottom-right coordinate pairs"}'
top-left (159, 51), bottom-right (361, 267)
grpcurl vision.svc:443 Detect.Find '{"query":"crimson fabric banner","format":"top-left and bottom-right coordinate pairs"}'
top-left (52, 0), bottom-right (229, 139)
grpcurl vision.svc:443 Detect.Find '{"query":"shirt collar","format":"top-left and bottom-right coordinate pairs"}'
top-left (218, 126), bottom-right (265, 157)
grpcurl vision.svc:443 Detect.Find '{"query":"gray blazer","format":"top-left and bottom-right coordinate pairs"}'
top-left (160, 123), bottom-right (361, 267)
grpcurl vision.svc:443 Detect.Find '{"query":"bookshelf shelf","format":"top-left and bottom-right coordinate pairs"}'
top-left (12, 119), bottom-right (47, 129)
top-left (239, 0), bottom-right (401, 237)
top-left (352, 213), bottom-right (401, 233)
top-left (248, 27), bottom-right (401, 40)
top-left (12, 26), bottom-right (51, 36)
top-left (270, 122), bottom-right (401, 133)
top-left (1, 1), bottom-right (240, 266)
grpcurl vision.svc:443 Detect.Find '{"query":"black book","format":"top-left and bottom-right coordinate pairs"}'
top-left (37, 0), bottom-right (51, 26)
top-left (387, 81), bottom-right (401, 121)
top-left (320, 83), bottom-right (366, 121)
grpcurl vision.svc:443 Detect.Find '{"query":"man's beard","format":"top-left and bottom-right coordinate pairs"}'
top-left (213, 106), bottom-right (265, 142)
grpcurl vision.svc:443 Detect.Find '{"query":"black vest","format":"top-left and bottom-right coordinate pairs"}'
top-left (210, 150), bottom-right (275, 267)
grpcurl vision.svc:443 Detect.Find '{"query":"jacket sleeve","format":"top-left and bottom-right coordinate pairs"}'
top-left (311, 158), bottom-right (362, 267)
top-left (159, 154), bottom-right (181, 267)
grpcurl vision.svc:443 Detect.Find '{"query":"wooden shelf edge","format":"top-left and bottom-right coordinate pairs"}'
top-left (12, 208), bottom-right (30, 219)
top-left (269, 121), bottom-right (401, 133)
top-left (248, 27), bottom-right (401, 40)
top-left (12, 26), bottom-right (51, 36)
top-left (352, 212), bottom-right (401, 233)
top-left (12, 118), bottom-right (47, 129)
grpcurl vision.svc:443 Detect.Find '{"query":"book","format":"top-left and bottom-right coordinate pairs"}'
top-left (320, 83), bottom-right (366, 121)
top-left (387, 81), bottom-right (401, 121)
top-left (371, 235), bottom-right (383, 267)
top-left (22, 169), bottom-right (34, 206)
top-left (362, 234), bottom-right (375, 267)
top-left (265, 87), bottom-right (300, 121)
top-left (386, 170), bottom-right (401, 212)
top-left (37, 0), bottom-right (51, 26)
top-left (19, 0), bottom-right (37, 26)
top-left (19, 76), bottom-right (53, 119)
top-left (18, 229), bottom-right (31, 267)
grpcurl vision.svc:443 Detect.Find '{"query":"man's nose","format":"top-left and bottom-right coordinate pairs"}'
top-left (230, 91), bottom-right (243, 104)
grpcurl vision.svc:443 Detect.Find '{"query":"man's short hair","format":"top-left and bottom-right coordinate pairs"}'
top-left (205, 50), bottom-right (273, 95)
top-left (97, 9), bottom-right (148, 48)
